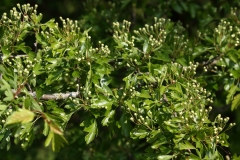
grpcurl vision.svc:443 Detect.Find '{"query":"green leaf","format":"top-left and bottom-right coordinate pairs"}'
top-left (36, 88), bottom-right (44, 100)
top-left (83, 27), bottom-right (92, 35)
top-left (36, 33), bottom-right (47, 46)
top-left (5, 109), bottom-right (35, 125)
top-left (119, 114), bottom-right (132, 137)
top-left (15, 43), bottom-right (32, 54)
top-left (224, 83), bottom-right (230, 91)
top-left (44, 131), bottom-right (68, 152)
top-left (43, 121), bottom-right (50, 136)
top-left (189, 153), bottom-right (202, 160)
top-left (72, 70), bottom-right (80, 78)
top-left (130, 126), bottom-right (149, 139)
top-left (231, 93), bottom-right (240, 110)
top-left (230, 69), bottom-right (240, 79)
top-left (0, 65), bottom-right (6, 74)
top-left (24, 97), bottom-right (31, 109)
top-left (45, 130), bottom-right (53, 147)
top-left (157, 155), bottom-right (174, 160)
top-left (159, 86), bottom-right (166, 96)
top-left (101, 110), bottom-right (115, 126)
top-left (49, 122), bottom-right (63, 135)
top-left (143, 100), bottom-right (154, 106)
top-left (46, 70), bottom-right (63, 85)
top-left (147, 130), bottom-right (161, 143)
top-left (30, 97), bottom-right (43, 111)
top-left (52, 132), bottom-right (68, 152)
top-left (176, 56), bottom-right (187, 66)
top-left (228, 49), bottom-right (238, 63)
top-left (1, 75), bottom-right (11, 92)
top-left (193, 46), bottom-right (212, 58)
top-left (196, 141), bottom-right (203, 154)
top-left (173, 104), bottom-right (185, 112)
top-left (31, 14), bottom-right (42, 23)
top-left (33, 63), bottom-right (43, 75)
top-left (0, 104), bottom-right (7, 114)
top-left (143, 40), bottom-right (148, 53)
top-left (226, 86), bottom-right (238, 104)
top-left (45, 19), bottom-right (55, 28)
top-left (170, 92), bottom-right (182, 100)
top-left (46, 58), bottom-right (62, 69)
top-left (179, 141), bottom-right (196, 150)
top-left (84, 120), bottom-right (97, 144)
top-left (172, 2), bottom-right (182, 13)
top-left (155, 51), bottom-right (171, 62)
top-left (135, 89), bottom-right (151, 98)
top-left (151, 134), bottom-right (167, 149)
top-left (101, 84), bottom-right (113, 95)
top-left (3, 90), bottom-right (13, 101)
top-left (233, 154), bottom-right (240, 160)
top-left (1, 46), bottom-right (11, 60)
top-left (189, 3), bottom-right (199, 18)
top-left (91, 99), bottom-right (113, 110)
top-left (175, 82), bottom-right (183, 94)
top-left (160, 146), bottom-right (172, 155)
top-left (173, 133), bottom-right (185, 144)
top-left (125, 100), bottom-right (136, 111)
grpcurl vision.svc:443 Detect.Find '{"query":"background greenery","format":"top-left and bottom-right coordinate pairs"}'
top-left (0, 0), bottom-right (240, 159)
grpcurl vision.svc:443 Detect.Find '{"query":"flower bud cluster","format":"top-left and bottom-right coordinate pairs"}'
top-left (133, 18), bottom-right (170, 48)
top-left (0, 4), bottom-right (40, 58)
top-left (13, 57), bottom-right (36, 77)
top-left (214, 19), bottom-right (240, 47)
top-left (127, 103), bottom-right (154, 128)
top-left (59, 17), bottom-right (81, 37)
top-left (113, 20), bottom-right (134, 50)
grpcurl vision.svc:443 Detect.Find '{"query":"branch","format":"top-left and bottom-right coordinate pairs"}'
top-left (29, 91), bottom-right (80, 100)
top-left (12, 90), bottom-right (80, 100)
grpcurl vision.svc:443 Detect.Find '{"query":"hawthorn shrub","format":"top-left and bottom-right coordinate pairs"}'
top-left (0, 3), bottom-right (240, 160)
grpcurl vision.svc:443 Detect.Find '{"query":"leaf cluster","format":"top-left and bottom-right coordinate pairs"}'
top-left (0, 3), bottom-right (239, 160)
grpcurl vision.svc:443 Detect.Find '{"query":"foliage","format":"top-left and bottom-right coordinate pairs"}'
top-left (0, 2), bottom-right (240, 160)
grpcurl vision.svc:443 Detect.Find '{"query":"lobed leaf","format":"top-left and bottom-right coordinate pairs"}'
top-left (84, 120), bottom-right (98, 144)
top-left (231, 93), bottom-right (240, 110)
top-left (5, 109), bottom-right (35, 125)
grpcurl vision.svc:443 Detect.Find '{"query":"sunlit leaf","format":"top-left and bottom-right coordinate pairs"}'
top-left (189, 153), bottom-right (202, 160)
top-left (52, 132), bottom-right (68, 152)
top-left (45, 19), bottom-right (55, 28)
top-left (157, 155), bottom-right (174, 160)
top-left (179, 141), bottom-right (196, 150)
top-left (143, 40), bottom-right (148, 53)
top-left (5, 109), bottom-right (35, 125)
top-left (231, 94), bottom-right (240, 110)
top-left (0, 104), bottom-right (7, 114)
top-left (44, 131), bottom-right (68, 152)
top-left (84, 120), bottom-right (97, 144)
top-left (49, 122), bottom-right (63, 135)
top-left (45, 130), bottom-right (54, 147)
top-left (226, 86), bottom-right (237, 104)
top-left (46, 70), bottom-right (63, 85)
top-left (136, 89), bottom-right (151, 98)
top-left (1, 46), bottom-right (11, 60)
top-left (151, 134), bottom-right (167, 149)
top-left (130, 126), bottom-right (149, 139)
top-left (101, 110), bottom-right (115, 126)
top-left (124, 100), bottom-right (136, 111)
top-left (43, 121), bottom-right (50, 136)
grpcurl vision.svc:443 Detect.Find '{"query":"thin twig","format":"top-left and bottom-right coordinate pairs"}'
top-left (12, 90), bottom-right (80, 100)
